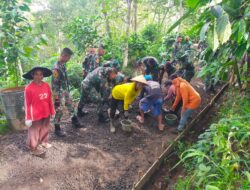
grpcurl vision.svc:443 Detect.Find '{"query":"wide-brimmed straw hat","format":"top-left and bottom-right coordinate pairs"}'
top-left (131, 75), bottom-right (148, 85)
top-left (22, 66), bottom-right (52, 80)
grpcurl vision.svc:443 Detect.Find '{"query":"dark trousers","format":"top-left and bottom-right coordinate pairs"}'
top-left (110, 97), bottom-right (123, 119)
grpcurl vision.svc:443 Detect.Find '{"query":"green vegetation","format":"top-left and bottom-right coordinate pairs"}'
top-left (0, 1), bottom-right (249, 186)
top-left (1, 0), bottom-right (249, 91)
top-left (174, 90), bottom-right (250, 190)
top-left (169, 0), bottom-right (250, 90)
top-left (0, 117), bottom-right (9, 135)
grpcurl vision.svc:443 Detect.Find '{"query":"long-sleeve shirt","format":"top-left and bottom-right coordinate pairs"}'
top-left (112, 82), bottom-right (142, 111)
top-left (171, 77), bottom-right (201, 112)
top-left (24, 81), bottom-right (55, 121)
top-left (164, 85), bottom-right (175, 101)
top-left (139, 81), bottom-right (162, 101)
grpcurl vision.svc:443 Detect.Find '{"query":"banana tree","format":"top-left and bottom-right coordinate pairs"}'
top-left (167, 0), bottom-right (250, 90)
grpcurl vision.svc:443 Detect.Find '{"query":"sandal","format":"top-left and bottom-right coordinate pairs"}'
top-left (31, 148), bottom-right (46, 157)
top-left (41, 143), bottom-right (52, 149)
top-left (136, 115), bottom-right (144, 124)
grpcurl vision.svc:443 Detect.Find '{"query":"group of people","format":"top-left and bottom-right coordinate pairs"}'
top-left (23, 38), bottom-right (201, 157)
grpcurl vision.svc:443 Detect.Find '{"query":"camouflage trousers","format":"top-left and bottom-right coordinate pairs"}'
top-left (183, 69), bottom-right (195, 82)
top-left (54, 90), bottom-right (76, 125)
top-left (78, 82), bottom-right (110, 117)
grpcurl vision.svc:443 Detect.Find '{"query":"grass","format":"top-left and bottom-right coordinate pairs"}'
top-left (174, 89), bottom-right (250, 190)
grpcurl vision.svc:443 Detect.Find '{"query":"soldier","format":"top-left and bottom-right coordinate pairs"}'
top-left (77, 66), bottom-right (118, 123)
top-left (103, 60), bottom-right (127, 86)
top-left (178, 52), bottom-right (195, 82)
top-left (82, 44), bottom-right (105, 79)
top-left (137, 56), bottom-right (159, 82)
top-left (183, 36), bottom-right (192, 51)
top-left (52, 48), bottom-right (82, 137)
top-left (172, 35), bottom-right (183, 62)
top-left (159, 61), bottom-right (176, 84)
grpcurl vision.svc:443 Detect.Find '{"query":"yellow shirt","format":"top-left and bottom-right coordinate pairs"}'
top-left (112, 82), bottom-right (141, 111)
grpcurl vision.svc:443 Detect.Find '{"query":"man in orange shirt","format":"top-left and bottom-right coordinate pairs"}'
top-left (170, 77), bottom-right (201, 132)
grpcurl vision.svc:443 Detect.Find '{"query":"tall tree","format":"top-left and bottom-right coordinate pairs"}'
top-left (123, 0), bottom-right (133, 68)
top-left (102, 0), bottom-right (112, 38)
top-left (133, 0), bottom-right (138, 33)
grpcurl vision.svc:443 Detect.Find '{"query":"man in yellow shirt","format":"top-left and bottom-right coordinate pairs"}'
top-left (109, 75), bottom-right (148, 133)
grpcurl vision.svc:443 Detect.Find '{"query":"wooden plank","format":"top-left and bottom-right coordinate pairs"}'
top-left (133, 83), bottom-right (229, 190)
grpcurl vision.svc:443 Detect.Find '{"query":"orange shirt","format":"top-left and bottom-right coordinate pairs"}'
top-left (171, 77), bottom-right (201, 111)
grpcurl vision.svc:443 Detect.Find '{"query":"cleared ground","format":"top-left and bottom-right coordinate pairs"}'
top-left (0, 79), bottom-right (216, 190)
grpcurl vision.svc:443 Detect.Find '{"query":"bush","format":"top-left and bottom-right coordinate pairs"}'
top-left (174, 90), bottom-right (250, 189)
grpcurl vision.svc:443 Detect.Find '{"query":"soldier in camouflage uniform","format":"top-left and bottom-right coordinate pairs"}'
top-left (77, 66), bottom-right (118, 123)
top-left (172, 35), bottom-right (183, 62)
top-left (159, 61), bottom-right (176, 84)
top-left (177, 51), bottom-right (195, 82)
top-left (103, 59), bottom-right (126, 86)
top-left (51, 48), bottom-right (83, 137)
top-left (82, 44), bottom-right (105, 79)
top-left (182, 36), bottom-right (192, 51)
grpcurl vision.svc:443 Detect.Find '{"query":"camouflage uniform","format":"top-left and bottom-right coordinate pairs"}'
top-left (103, 60), bottom-right (121, 71)
top-left (159, 61), bottom-right (176, 83)
top-left (178, 52), bottom-right (195, 82)
top-left (172, 41), bottom-right (183, 61)
top-left (183, 40), bottom-right (192, 51)
top-left (51, 61), bottom-right (76, 125)
top-left (77, 67), bottom-right (112, 120)
top-left (82, 53), bottom-right (100, 78)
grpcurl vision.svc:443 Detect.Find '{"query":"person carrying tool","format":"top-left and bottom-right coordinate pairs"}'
top-left (170, 77), bottom-right (201, 133)
top-left (109, 75), bottom-right (148, 133)
top-left (77, 66), bottom-right (118, 123)
top-left (136, 76), bottom-right (164, 131)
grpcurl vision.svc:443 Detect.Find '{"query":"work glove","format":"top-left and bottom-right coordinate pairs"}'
top-left (124, 111), bottom-right (129, 119)
top-left (25, 120), bottom-right (32, 128)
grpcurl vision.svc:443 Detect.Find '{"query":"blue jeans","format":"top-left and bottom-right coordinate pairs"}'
top-left (140, 98), bottom-right (163, 117)
top-left (178, 109), bottom-right (194, 131)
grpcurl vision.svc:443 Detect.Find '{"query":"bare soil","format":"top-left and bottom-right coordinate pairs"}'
top-left (144, 83), bottom-right (227, 190)
top-left (0, 79), bottom-right (218, 190)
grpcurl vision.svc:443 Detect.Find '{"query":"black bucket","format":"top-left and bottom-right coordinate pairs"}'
top-left (0, 87), bottom-right (26, 130)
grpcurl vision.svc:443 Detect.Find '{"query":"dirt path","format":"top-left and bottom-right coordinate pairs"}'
top-left (0, 79), bottom-right (217, 190)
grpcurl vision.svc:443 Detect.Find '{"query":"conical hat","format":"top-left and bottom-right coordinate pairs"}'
top-left (131, 75), bottom-right (148, 85)
top-left (22, 66), bottom-right (52, 80)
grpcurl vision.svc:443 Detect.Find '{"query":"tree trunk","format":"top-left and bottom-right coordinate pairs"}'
top-left (246, 53), bottom-right (250, 91)
top-left (18, 60), bottom-right (23, 83)
top-left (102, 0), bottom-right (111, 38)
top-left (177, 0), bottom-right (183, 32)
top-left (123, 0), bottom-right (132, 68)
top-left (234, 60), bottom-right (242, 89)
top-left (133, 0), bottom-right (137, 33)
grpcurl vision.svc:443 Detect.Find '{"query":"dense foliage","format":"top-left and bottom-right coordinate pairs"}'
top-left (169, 0), bottom-right (250, 89)
top-left (175, 90), bottom-right (250, 189)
